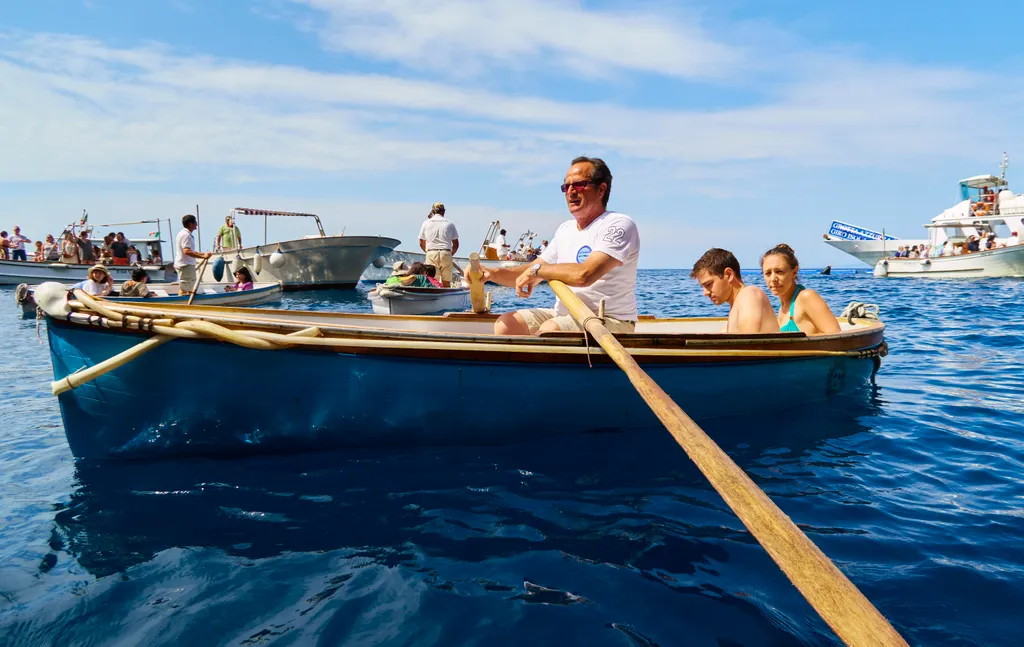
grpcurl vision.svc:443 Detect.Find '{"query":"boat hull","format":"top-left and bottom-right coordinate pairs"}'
top-left (109, 282), bottom-right (283, 306)
top-left (0, 260), bottom-right (175, 285)
top-left (360, 249), bottom-right (525, 281)
top-left (204, 236), bottom-right (400, 290)
top-left (47, 320), bottom-right (877, 460)
top-left (368, 287), bottom-right (471, 315)
top-left (873, 245), bottom-right (1024, 277)
top-left (823, 238), bottom-right (928, 267)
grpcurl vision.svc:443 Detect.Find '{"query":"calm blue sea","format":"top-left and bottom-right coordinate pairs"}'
top-left (1, 270), bottom-right (1022, 647)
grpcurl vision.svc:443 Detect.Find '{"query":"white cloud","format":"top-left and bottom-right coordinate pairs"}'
top-left (287, 0), bottom-right (743, 80)
top-left (1, 30), bottom-right (1018, 188)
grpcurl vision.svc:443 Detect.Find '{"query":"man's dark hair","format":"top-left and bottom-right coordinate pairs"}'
top-left (690, 248), bottom-right (741, 279)
top-left (499, 229), bottom-right (506, 236)
top-left (182, 214), bottom-right (197, 228)
top-left (572, 156), bottom-right (613, 206)
top-left (131, 268), bottom-right (149, 281)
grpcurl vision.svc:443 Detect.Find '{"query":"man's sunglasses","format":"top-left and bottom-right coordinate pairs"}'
top-left (560, 180), bottom-right (596, 193)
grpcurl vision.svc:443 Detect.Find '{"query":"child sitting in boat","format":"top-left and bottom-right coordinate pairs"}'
top-left (383, 261), bottom-right (431, 287)
top-left (118, 268), bottom-right (153, 297)
top-left (32, 241), bottom-right (45, 262)
top-left (224, 266), bottom-right (254, 292)
top-left (691, 248), bottom-right (779, 334)
top-left (423, 264), bottom-right (444, 287)
top-left (72, 265), bottom-right (114, 297)
top-left (761, 244), bottom-right (840, 335)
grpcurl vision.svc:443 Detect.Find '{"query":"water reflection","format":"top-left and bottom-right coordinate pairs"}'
top-left (51, 388), bottom-right (881, 580)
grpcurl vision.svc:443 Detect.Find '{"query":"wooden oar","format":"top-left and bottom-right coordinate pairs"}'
top-left (546, 280), bottom-right (907, 647)
top-left (187, 256), bottom-right (211, 306)
top-left (52, 334), bottom-right (173, 396)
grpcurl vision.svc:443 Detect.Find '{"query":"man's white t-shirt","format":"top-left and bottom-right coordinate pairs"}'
top-left (540, 210), bottom-right (640, 321)
top-left (175, 229), bottom-right (196, 268)
top-left (417, 216), bottom-right (459, 252)
top-left (10, 234), bottom-right (30, 251)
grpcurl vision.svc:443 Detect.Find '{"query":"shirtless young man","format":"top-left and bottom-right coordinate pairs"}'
top-left (690, 248), bottom-right (780, 334)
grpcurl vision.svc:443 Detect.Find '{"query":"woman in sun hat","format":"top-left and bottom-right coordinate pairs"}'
top-left (72, 265), bottom-right (114, 297)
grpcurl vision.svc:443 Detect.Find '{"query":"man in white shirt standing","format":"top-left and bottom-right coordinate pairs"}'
top-left (8, 226), bottom-right (31, 261)
top-left (482, 156), bottom-right (639, 336)
top-left (175, 214), bottom-right (212, 296)
top-left (418, 202), bottom-right (459, 287)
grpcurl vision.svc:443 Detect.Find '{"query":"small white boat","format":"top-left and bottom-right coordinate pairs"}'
top-left (18, 281), bottom-right (283, 312)
top-left (112, 282), bottom-right (283, 306)
top-left (368, 284), bottom-right (471, 315)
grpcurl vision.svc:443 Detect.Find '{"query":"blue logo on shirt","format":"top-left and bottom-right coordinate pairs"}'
top-left (576, 245), bottom-right (592, 263)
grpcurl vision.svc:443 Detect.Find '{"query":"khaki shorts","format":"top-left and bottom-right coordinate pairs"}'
top-left (425, 250), bottom-right (453, 283)
top-left (519, 308), bottom-right (636, 335)
top-left (177, 264), bottom-right (197, 292)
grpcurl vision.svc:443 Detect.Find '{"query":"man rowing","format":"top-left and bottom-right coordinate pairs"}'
top-left (482, 156), bottom-right (639, 335)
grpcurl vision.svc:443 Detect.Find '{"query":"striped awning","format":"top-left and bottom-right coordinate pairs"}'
top-left (232, 208), bottom-right (319, 218)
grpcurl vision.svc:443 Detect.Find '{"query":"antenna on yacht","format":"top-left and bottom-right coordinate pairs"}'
top-left (1000, 152), bottom-right (1009, 181)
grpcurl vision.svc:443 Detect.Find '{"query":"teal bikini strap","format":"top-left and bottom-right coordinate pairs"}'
top-left (789, 285), bottom-right (804, 319)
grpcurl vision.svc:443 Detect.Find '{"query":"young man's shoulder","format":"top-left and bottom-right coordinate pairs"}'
top-left (736, 284), bottom-right (771, 302)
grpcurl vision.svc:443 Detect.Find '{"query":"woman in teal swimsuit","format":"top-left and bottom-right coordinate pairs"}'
top-left (761, 244), bottom-right (841, 335)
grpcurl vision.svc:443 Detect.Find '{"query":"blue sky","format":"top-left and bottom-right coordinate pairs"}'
top-left (2, 0), bottom-right (1022, 267)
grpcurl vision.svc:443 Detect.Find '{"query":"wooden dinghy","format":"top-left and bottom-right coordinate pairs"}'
top-left (367, 284), bottom-right (471, 315)
top-left (36, 284), bottom-right (886, 460)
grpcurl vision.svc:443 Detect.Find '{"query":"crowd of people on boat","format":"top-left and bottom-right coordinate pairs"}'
top-left (481, 156), bottom-right (843, 337)
top-left (890, 231), bottom-right (1019, 259)
top-left (0, 226), bottom-right (155, 265)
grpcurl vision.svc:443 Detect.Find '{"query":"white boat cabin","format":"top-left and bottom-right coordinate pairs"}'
top-left (923, 167), bottom-right (1024, 252)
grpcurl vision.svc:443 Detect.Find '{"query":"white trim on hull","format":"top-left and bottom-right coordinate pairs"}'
top-left (823, 238), bottom-right (928, 267)
top-left (0, 260), bottom-right (174, 285)
top-left (368, 286), bottom-right (471, 315)
top-left (873, 244), bottom-right (1024, 277)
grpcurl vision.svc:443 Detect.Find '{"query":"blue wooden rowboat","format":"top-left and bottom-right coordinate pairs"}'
top-left (39, 294), bottom-right (886, 460)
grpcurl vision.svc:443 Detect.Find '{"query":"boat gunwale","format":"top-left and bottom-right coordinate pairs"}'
top-left (57, 299), bottom-right (886, 357)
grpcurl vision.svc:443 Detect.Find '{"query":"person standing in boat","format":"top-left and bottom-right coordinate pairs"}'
top-left (76, 230), bottom-right (95, 264)
top-left (215, 214), bottom-right (242, 252)
top-left (418, 203), bottom-right (459, 287)
top-left (690, 248), bottom-right (779, 334)
top-left (482, 156), bottom-right (639, 336)
top-left (175, 214), bottom-right (212, 296)
top-left (8, 226), bottom-right (31, 261)
top-left (761, 244), bottom-right (840, 335)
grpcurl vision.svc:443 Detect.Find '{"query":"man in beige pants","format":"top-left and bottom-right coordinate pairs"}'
top-left (418, 202), bottom-right (459, 287)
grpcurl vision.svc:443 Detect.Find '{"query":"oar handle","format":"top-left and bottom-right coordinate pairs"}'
top-left (548, 279), bottom-right (907, 647)
top-left (466, 252), bottom-right (487, 313)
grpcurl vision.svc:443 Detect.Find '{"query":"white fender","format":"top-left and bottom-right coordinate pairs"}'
top-left (35, 282), bottom-right (73, 319)
top-left (232, 254), bottom-right (245, 274)
top-left (253, 251), bottom-right (263, 274)
top-left (269, 251), bottom-right (286, 268)
top-left (872, 259), bottom-right (889, 278)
